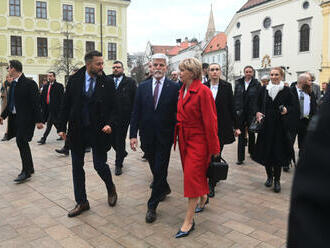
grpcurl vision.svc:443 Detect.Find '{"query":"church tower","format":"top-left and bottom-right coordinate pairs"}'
top-left (205, 5), bottom-right (216, 42)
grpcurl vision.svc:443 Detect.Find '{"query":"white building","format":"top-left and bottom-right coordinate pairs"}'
top-left (225, 0), bottom-right (323, 83)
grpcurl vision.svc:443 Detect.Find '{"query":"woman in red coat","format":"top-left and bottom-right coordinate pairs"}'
top-left (175, 58), bottom-right (220, 238)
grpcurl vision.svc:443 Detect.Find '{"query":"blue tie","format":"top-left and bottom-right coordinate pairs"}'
top-left (87, 77), bottom-right (94, 97)
top-left (114, 78), bottom-right (119, 89)
top-left (8, 80), bottom-right (16, 112)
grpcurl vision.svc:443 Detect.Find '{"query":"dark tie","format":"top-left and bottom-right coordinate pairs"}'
top-left (87, 77), bottom-right (94, 97)
top-left (8, 80), bottom-right (17, 112)
top-left (114, 77), bottom-right (119, 89)
top-left (299, 90), bottom-right (304, 119)
top-left (153, 80), bottom-right (160, 109)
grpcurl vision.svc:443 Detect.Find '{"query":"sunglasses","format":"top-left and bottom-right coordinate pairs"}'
top-left (209, 68), bottom-right (220, 72)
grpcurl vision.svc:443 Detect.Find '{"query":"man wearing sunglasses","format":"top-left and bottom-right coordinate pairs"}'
top-left (107, 61), bottom-right (137, 176)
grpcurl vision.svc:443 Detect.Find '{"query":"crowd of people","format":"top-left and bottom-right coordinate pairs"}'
top-left (0, 51), bottom-right (329, 240)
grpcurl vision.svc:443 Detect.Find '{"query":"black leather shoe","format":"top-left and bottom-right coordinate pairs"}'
top-left (145, 209), bottom-right (156, 223)
top-left (68, 201), bottom-right (90, 217)
top-left (108, 185), bottom-right (117, 207)
top-left (264, 177), bottom-right (273, 187)
top-left (236, 161), bottom-right (244, 165)
top-left (115, 166), bottom-right (122, 176)
top-left (56, 137), bottom-right (63, 141)
top-left (55, 147), bottom-right (69, 156)
top-left (1, 134), bottom-right (8, 141)
top-left (283, 166), bottom-right (290, 172)
top-left (14, 172), bottom-right (31, 183)
top-left (274, 180), bottom-right (281, 193)
top-left (37, 138), bottom-right (46, 144)
top-left (208, 185), bottom-right (215, 198)
top-left (175, 220), bottom-right (195, 238)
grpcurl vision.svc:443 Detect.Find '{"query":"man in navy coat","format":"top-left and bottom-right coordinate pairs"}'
top-left (130, 53), bottom-right (179, 223)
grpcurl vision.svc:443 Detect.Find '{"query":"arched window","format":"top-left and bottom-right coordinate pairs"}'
top-left (235, 39), bottom-right (240, 61)
top-left (300, 24), bottom-right (310, 52)
top-left (274, 30), bottom-right (282, 55)
top-left (252, 35), bottom-right (259, 58)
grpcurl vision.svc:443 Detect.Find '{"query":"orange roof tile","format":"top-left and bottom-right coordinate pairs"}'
top-left (152, 41), bottom-right (198, 56)
top-left (238, 0), bottom-right (271, 12)
top-left (203, 33), bottom-right (227, 54)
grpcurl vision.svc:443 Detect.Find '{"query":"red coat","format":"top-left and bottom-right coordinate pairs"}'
top-left (175, 80), bottom-right (220, 198)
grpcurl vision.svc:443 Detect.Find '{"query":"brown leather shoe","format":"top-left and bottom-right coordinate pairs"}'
top-left (108, 185), bottom-right (117, 207)
top-left (68, 201), bottom-right (90, 217)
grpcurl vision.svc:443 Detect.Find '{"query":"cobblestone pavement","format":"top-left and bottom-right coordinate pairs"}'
top-left (0, 125), bottom-right (293, 248)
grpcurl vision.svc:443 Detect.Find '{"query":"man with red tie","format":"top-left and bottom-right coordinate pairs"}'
top-left (38, 72), bottom-right (64, 144)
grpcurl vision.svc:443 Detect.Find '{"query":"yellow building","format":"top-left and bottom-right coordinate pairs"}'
top-left (0, 0), bottom-right (130, 85)
top-left (320, 0), bottom-right (330, 84)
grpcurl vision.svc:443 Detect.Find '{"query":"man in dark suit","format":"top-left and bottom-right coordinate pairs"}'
top-left (37, 71), bottom-right (64, 144)
top-left (130, 53), bottom-right (179, 223)
top-left (205, 63), bottom-right (240, 197)
top-left (284, 73), bottom-right (317, 171)
top-left (0, 60), bottom-right (44, 183)
top-left (107, 60), bottom-right (137, 176)
top-left (58, 51), bottom-right (118, 217)
top-left (234, 65), bottom-right (260, 165)
top-left (287, 85), bottom-right (330, 248)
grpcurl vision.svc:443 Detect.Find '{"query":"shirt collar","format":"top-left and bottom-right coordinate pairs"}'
top-left (85, 71), bottom-right (96, 82)
top-left (13, 74), bottom-right (22, 82)
top-left (152, 76), bottom-right (165, 85)
top-left (245, 79), bottom-right (251, 84)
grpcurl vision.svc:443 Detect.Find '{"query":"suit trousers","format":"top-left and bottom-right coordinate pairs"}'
top-left (42, 112), bottom-right (59, 140)
top-left (71, 129), bottom-right (114, 204)
top-left (237, 125), bottom-right (255, 162)
top-left (16, 136), bottom-right (34, 174)
top-left (111, 122), bottom-right (129, 167)
top-left (144, 141), bottom-right (172, 210)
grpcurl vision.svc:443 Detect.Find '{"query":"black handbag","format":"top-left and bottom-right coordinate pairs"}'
top-left (249, 88), bottom-right (267, 133)
top-left (207, 156), bottom-right (228, 182)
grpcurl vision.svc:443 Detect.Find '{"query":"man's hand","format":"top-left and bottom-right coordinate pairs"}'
top-left (102, 125), bottom-right (112, 134)
top-left (0, 117), bottom-right (3, 125)
top-left (36, 123), bottom-right (44, 129)
top-left (281, 107), bottom-right (288, 115)
top-left (130, 138), bottom-right (138, 151)
top-left (58, 132), bottom-right (67, 140)
top-left (256, 112), bottom-right (265, 122)
top-left (234, 129), bottom-right (241, 137)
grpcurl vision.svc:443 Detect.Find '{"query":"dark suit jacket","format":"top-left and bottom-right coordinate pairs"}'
top-left (107, 74), bottom-right (137, 123)
top-left (234, 77), bottom-right (261, 126)
top-left (287, 84), bottom-right (317, 132)
top-left (129, 77), bottom-right (179, 147)
top-left (41, 81), bottom-right (64, 122)
top-left (58, 66), bottom-right (117, 152)
top-left (205, 79), bottom-right (237, 145)
top-left (287, 93), bottom-right (330, 248)
top-left (1, 74), bottom-right (42, 141)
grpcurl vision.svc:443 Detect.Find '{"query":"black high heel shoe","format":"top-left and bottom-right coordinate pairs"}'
top-left (175, 220), bottom-right (195, 238)
top-left (195, 196), bottom-right (209, 213)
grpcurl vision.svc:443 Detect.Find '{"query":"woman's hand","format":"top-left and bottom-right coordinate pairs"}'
top-left (256, 112), bottom-right (264, 122)
top-left (280, 106), bottom-right (287, 115)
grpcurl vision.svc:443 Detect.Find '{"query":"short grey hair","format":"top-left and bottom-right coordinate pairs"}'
top-left (151, 53), bottom-right (168, 65)
top-left (261, 75), bottom-right (270, 81)
top-left (297, 73), bottom-right (309, 85)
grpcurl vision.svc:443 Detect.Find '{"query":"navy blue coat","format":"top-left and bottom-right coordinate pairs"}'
top-left (129, 77), bottom-right (179, 147)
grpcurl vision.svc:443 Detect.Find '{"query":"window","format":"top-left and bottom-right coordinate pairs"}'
top-left (9, 0), bottom-right (20, 16)
top-left (274, 30), bottom-right (282, 55)
top-left (86, 41), bottom-right (95, 53)
top-left (252, 35), bottom-right (259, 58)
top-left (263, 17), bottom-right (271, 29)
top-left (36, 1), bottom-right (47, 19)
top-left (108, 43), bottom-right (117, 60)
top-left (85, 7), bottom-right (95, 24)
top-left (108, 10), bottom-right (116, 26)
top-left (234, 40), bottom-right (240, 61)
top-left (37, 38), bottom-right (47, 57)
top-left (236, 22), bottom-right (240, 28)
top-left (303, 1), bottom-right (309, 9)
top-left (300, 24), bottom-right (310, 52)
top-left (63, 4), bottom-right (73, 21)
top-left (11, 36), bottom-right (22, 56)
top-left (63, 39), bottom-right (73, 58)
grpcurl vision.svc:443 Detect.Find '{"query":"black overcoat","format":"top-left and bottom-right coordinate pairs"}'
top-left (205, 79), bottom-right (237, 145)
top-left (58, 67), bottom-right (117, 153)
top-left (252, 86), bottom-right (293, 166)
top-left (40, 81), bottom-right (64, 122)
top-left (1, 74), bottom-right (42, 141)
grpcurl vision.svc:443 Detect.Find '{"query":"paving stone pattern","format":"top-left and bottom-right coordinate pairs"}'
top-left (0, 125), bottom-right (293, 247)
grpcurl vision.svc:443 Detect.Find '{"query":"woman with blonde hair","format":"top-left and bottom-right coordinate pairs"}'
top-left (174, 58), bottom-right (220, 238)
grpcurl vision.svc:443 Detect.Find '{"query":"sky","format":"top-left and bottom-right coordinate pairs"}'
top-left (127, 0), bottom-right (248, 54)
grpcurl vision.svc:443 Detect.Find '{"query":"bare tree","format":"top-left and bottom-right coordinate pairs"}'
top-left (130, 55), bottom-right (146, 83)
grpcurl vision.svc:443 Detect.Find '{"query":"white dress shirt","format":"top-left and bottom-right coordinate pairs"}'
top-left (152, 76), bottom-right (165, 107)
top-left (244, 79), bottom-right (251, 91)
top-left (11, 74), bottom-right (22, 114)
top-left (210, 83), bottom-right (219, 100)
top-left (296, 86), bottom-right (310, 118)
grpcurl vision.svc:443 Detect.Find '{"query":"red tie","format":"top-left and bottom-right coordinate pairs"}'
top-left (153, 80), bottom-right (160, 109)
top-left (47, 83), bottom-right (52, 104)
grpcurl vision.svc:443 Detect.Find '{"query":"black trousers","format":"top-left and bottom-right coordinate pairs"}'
top-left (16, 136), bottom-right (34, 174)
top-left (144, 141), bottom-right (172, 210)
top-left (71, 129), bottom-right (114, 204)
top-left (42, 112), bottom-right (59, 140)
top-left (111, 122), bottom-right (129, 167)
top-left (265, 164), bottom-right (281, 181)
top-left (237, 125), bottom-right (255, 162)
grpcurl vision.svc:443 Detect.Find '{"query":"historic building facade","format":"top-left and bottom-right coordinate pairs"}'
top-left (320, 0), bottom-right (330, 83)
top-left (0, 0), bottom-right (130, 85)
top-left (226, 0), bottom-right (323, 84)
